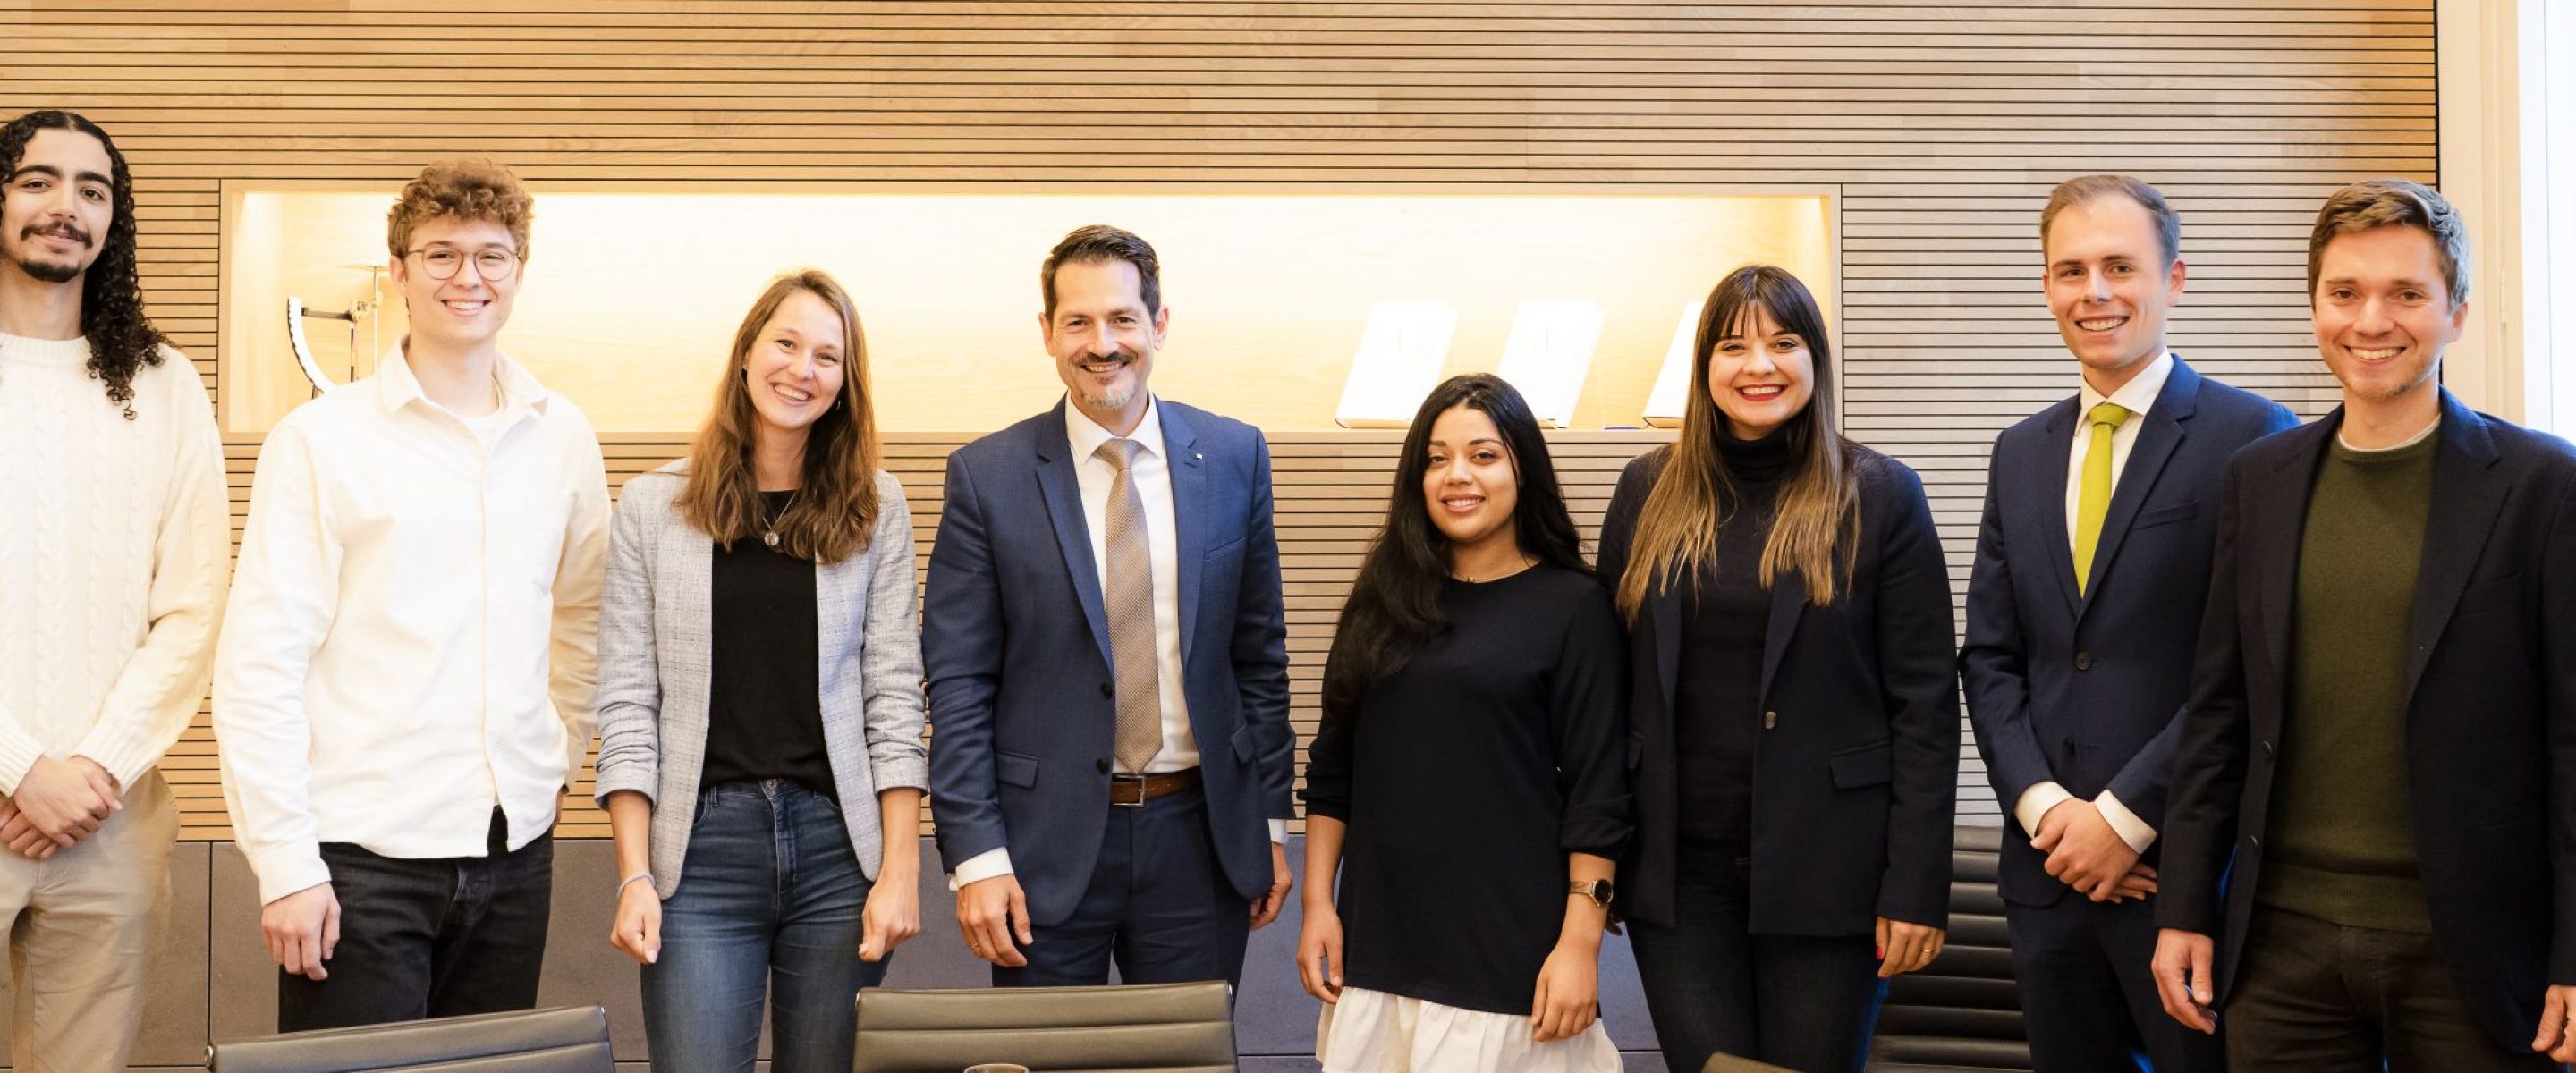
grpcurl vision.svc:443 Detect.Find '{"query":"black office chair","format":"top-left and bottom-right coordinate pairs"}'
top-left (852, 980), bottom-right (1237, 1073)
top-left (207, 1005), bottom-right (614, 1073)
top-left (1869, 824), bottom-right (2036, 1071)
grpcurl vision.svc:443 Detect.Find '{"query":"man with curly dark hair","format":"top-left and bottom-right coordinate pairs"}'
top-left (0, 109), bottom-right (229, 1072)
top-left (0, 109), bottom-right (173, 418)
top-left (215, 158), bottom-right (609, 1032)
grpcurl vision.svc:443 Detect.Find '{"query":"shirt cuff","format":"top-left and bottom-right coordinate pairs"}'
top-left (947, 847), bottom-right (1013, 891)
top-left (2093, 790), bottom-right (2157, 854)
top-left (2013, 781), bottom-right (2077, 841)
top-left (1270, 819), bottom-right (1287, 844)
top-left (250, 843), bottom-right (335, 908)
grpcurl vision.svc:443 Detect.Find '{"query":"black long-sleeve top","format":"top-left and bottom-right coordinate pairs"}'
top-left (1301, 563), bottom-right (1631, 1016)
top-left (701, 490), bottom-right (836, 799)
top-left (1674, 429), bottom-right (1793, 841)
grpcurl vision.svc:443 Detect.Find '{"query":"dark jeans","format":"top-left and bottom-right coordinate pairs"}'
top-left (2004, 893), bottom-right (2221, 1072)
top-left (992, 785), bottom-right (1250, 989)
top-left (2225, 906), bottom-right (2561, 1072)
top-left (1629, 839), bottom-right (1885, 1073)
top-left (277, 807), bottom-right (553, 1032)
top-left (642, 780), bottom-right (888, 1073)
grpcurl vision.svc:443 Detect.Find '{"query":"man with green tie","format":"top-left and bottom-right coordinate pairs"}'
top-left (1961, 174), bottom-right (2295, 1070)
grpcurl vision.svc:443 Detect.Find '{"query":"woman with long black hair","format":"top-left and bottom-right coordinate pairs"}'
top-left (1600, 265), bottom-right (1958, 1072)
top-left (1297, 373), bottom-right (1631, 1072)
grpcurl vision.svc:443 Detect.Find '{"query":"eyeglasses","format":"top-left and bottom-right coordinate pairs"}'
top-left (403, 245), bottom-right (521, 283)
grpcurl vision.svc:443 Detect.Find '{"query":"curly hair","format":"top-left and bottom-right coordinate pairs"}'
top-left (387, 158), bottom-right (533, 262)
top-left (2, 109), bottom-right (169, 419)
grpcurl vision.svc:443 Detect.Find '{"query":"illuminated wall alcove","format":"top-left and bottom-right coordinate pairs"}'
top-left (221, 183), bottom-right (1837, 435)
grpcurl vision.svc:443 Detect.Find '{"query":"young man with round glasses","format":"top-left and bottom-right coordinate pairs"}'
top-left (214, 158), bottom-right (611, 1030)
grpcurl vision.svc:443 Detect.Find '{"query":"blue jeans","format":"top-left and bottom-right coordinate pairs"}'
top-left (641, 780), bottom-right (888, 1073)
top-left (1629, 839), bottom-right (1885, 1073)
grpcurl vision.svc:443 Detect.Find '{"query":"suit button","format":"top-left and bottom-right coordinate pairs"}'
top-left (1762, 711), bottom-right (1777, 730)
top-left (2074, 652), bottom-right (2094, 672)
top-left (2260, 740), bottom-right (2275, 760)
top-left (1096, 758), bottom-right (1111, 773)
top-left (2248, 835), bottom-right (2262, 850)
top-left (2063, 739), bottom-right (2078, 757)
top-left (1099, 682), bottom-right (1113, 698)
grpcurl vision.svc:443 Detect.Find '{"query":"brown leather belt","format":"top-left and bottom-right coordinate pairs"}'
top-left (1109, 767), bottom-right (1201, 807)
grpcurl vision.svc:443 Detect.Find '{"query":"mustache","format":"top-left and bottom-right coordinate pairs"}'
top-left (21, 222), bottom-right (93, 248)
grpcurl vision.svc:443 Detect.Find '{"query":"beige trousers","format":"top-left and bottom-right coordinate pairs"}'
top-left (0, 770), bottom-right (177, 1073)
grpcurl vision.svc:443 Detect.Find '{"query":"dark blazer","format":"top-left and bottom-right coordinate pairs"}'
top-left (2158, 390), bottom-right (2576, 1050)
top-left (1960, 357), bottom-right (2296, 907)
top-left (1599, 442), bottom-right (1959, 934)
top-left (922, 399), bottom-right (1294, 927)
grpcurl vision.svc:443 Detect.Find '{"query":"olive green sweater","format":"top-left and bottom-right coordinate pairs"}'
top-left (2258, 427), bottom-right (2438, 933)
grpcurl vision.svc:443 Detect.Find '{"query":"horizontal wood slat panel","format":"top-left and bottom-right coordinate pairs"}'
top-left (3, 0), bottom-right (2429, 838)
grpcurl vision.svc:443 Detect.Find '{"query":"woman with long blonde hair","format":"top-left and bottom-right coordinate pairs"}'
top-left (1598, 265), bottom-right (1958, 1072)
top-left (592, 270), bottom-right (928, 1072)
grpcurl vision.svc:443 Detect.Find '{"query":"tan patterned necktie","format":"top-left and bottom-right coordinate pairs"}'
top-left (1097, 437), bottom-right (1164, 773)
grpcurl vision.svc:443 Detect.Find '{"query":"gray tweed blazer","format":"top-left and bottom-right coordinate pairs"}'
top-left (591, 461), bottom-right (929, 898)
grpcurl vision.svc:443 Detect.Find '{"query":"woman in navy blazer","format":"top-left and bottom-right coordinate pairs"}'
top-left (1597, 265), bottom-right (1958, 1073)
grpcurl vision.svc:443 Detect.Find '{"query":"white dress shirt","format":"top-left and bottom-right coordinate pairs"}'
top-left (950, 396), bottom-right (1281, 888)
top-left (2015, 351), bottom-right (2172, 855)
top-left (1066, 397), bottom-right (1199, 774)
top-left (214, 345), bottom-right (610, 905)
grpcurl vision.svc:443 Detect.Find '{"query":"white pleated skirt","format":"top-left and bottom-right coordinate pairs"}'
top-left (1315, 986), bottom-right (1623, 1073)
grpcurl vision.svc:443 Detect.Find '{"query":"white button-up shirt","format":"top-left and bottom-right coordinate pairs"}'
top-left (214, 345), bottom-right (610, 905)
top-left (2015, 351), bottom-right (2174, 855)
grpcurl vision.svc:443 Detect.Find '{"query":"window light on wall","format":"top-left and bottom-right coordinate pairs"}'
top-left (224, 185), bottom-right (1835, 435)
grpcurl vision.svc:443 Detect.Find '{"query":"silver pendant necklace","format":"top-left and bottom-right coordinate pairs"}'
top-left (761, 488), bottom-right (800, 548)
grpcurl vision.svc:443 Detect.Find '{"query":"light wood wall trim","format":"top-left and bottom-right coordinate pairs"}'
top-left (6, 0), bottom-right (2431, 839)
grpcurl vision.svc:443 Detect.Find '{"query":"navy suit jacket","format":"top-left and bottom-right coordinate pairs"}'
top-left (2157, 390), bottom-right (2576, 1050)
top-left (1600, 443), bottom-right (1959, 935)
top-left (1960, 357), bottom-right (2296, 907)
top-left (922, 399), bottom-right (1293, 927)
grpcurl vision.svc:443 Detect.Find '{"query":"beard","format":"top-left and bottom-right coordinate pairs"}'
top-left (9, 224), bottom-right (92, 284)
top-left (12, 250), bottom-right (81, 284)
top-left (1084, 382), bottom-right (1139, 411)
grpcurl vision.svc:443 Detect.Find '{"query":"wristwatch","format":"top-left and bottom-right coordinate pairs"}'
top-left (1569, 878), bottom-right (1614, 908)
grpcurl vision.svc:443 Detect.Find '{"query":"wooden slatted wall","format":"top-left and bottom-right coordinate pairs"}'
top-left (8, 1), bottom-right (2435, 841)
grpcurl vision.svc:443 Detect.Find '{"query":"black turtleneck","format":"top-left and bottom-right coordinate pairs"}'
top-left (1674, 428), bottom-right (1796, 842)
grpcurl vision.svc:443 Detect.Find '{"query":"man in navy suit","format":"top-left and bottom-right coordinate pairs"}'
top-left (1962, 174), bottom-right (2294, 1070)
top-left (925, 224), bottom-right (1294, 987)
top-left (2154, 181), bottom-right (2576, 1070)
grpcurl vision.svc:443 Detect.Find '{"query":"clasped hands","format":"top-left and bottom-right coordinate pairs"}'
top-left (0, 755), bottom-right (123, 860)
top-left (2033, 798), bottom-right (2156, 903)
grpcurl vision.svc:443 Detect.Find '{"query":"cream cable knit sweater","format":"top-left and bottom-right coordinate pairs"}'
top-left (0, 331), bottom-right (229, 795)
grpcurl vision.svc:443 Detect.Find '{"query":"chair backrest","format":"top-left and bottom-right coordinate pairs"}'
top-left (852, 980), bottom-right (1237, 1073)
top-left (208, 1005), bottom-right (614, 1073)
top-left (1868, 824), bottom-right (2036, 1071)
